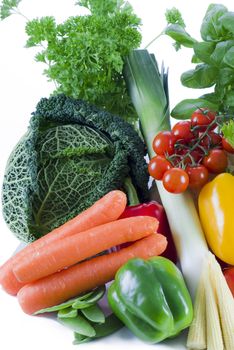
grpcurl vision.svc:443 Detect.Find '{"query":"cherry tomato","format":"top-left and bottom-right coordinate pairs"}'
top-left (152, 131), bottom-right (176, 156)
top-left (174, 148), bottom-right (202, 166)
top-left (148, 156), bottom-right (172, 180)
top-left (186, 165), bottom-right (209, 188)
top-left (222, 137), bottom-right (234, 153)
top-left (191, 108), bottom-right (217, 131)
top-left (224, 267), bottom-right (234, 297)
top-left (172, 121), bottom-right (194, 141)
top-left (162, 168), bottom-right (189, 194)
top-left (200, 131), bottom-right (222, 148)
top-left (202, 149), bottom-right (228, 173)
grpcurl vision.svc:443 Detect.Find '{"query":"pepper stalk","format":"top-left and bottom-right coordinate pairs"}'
top-left (124, 49), bottom-right (208, 299)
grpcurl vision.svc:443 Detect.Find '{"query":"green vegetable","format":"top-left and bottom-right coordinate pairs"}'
top-left (0, 0), bottom-right (141, 123)
top-left (221, 120), bottom-right (234, 147)
top-left (59, 315), bottom-right (96, 337)
top-left (124, 49), bottom-right (170, 157)
top-left (34, 286), bottom-right (106, 314)
top-left (81, 304), bottom-right (105, 323)
top-left (108, 257), bottom-right (193, 344)
top-left (164, 3), bottom-right (234, 118)
top-left (171, 98), bottom-right (218, 120)
top-left (2, 94), bottom-right (148, 242)
top-left (58, 307), bottom-right (78, 319)
top-left (0, 0), bottom-right (22, 20)
top-left (73, 313), bottom-right (124, 344)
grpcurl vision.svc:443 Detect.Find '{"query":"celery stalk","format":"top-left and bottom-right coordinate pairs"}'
top-left (124, 49), bottom-right (208, 299)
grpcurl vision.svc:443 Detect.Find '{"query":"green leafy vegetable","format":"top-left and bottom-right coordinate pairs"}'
top-left (171, 98), bottom-right (218, 120)
top-left (221, 120), bottom-right (234, 147)
top-left (0, 0), bottom-right (21, 20)
top-left (165, 3), bottom-right (234, 119)
top-left (2, 95), bottom-right (148, 242)
top-left (8, 0), bottom-right (140, 123)
top-left (181, 64), bottom-right (218, 89)
top-left (165, 7), bottom-right (185, 27)
top-left (200, 4), bottom-right (229, 42)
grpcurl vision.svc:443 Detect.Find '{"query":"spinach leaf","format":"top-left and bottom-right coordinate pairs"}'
top-left (165, 24), bottom-right (196, 48)
top-left (200, 4), bottom-right (229, 42)
top-left (171, 98), bottom-right (218, 120)
top-left (81, 304), bottom-right (105, 323)
top-left (59, 315), bottom-right (96, 337)
top-left (181, 64), bottom-right (218, 89)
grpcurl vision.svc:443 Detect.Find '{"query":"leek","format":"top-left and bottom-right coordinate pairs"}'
top-left (124, 49), bottom-right (208, 299)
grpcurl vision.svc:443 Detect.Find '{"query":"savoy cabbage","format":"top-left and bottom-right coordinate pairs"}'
top-left (2, 95), bottom-right (149, 242)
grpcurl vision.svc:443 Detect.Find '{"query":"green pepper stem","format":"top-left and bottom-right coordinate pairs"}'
top-left (123, 177), bottom-right (140, 206)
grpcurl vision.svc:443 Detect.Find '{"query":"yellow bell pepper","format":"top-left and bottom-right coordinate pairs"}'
top-left (198, 173), bottom-right (234, 265)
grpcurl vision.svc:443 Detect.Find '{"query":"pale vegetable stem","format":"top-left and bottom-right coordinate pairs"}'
top-left (205, 259), bottom-right (224, 350)
top-left (186, 266), bottom-right (206, 350)
top-left (208, 253), bottom-right (234, 350)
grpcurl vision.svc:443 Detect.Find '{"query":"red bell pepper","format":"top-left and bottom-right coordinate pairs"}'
top-left (224, 267), bottom-right (234, 297)
top-left (119, 201), bottom-right (177, 263)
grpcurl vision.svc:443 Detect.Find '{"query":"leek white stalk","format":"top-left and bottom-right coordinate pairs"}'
top-left (124, 49), bottom-right (208, 299)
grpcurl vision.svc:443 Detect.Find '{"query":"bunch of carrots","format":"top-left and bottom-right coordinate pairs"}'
top-left (0, 190), bottom-right (167, 315)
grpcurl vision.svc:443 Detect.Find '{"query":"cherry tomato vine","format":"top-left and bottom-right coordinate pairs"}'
top-left (148, 108), bottom-right (234, 194)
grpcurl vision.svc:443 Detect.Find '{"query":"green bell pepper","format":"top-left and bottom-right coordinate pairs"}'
top-left (107, 257), bottom-right (193, 343)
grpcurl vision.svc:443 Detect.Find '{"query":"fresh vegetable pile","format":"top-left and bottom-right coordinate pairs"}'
top-left (0, 1), bottom-right (234, 349)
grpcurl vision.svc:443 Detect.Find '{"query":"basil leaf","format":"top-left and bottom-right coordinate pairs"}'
top-left (193, 42), bottom-right (215, 64)
top-left (220, 12), bottom-right (234, 35)
top-left (165, 24), bottom-right (197, 48)
top-left (200, 4), bottom-right (229, 42)
top-left (223, 47), bottom-right (234, 68)
top-left (218, 68), bottom-right (234, 85)
top-left (59, 315), bottom-right (96, 337)
top-left (73, 313), bottom-right (124, 344)
top-left (171, 98), bottom-right (218, 120)
top-left (81, 304), bottom-right (105, 323)
top-left (225, 90), bottom-right (234, 107)
top-left (181, 64), bottom-right (218, 89)
top-left (58, 307), bottom-right (78, 319)
top-left (210, 40), bottom-right (234, 67)
top-left (72, 286), bottom-right (106, 309)
top-left (191, 55), bottom-right (202, 64)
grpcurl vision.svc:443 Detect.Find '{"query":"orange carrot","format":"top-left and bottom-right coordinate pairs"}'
top-left (17, 233), bottom-right (167, 314)
top-left (13, 216), bottom-right (158, 283)
top-left (0, 190), bottom-right (127, 295)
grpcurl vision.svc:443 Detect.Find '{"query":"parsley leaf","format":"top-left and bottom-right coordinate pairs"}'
top-left (0, 0), bottom-right (21, 20)
top-left (25, 0), bottom-right (141, 122)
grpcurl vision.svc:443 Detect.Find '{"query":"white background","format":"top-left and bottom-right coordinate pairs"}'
top-left (0, 1), bottom-right (232, 349)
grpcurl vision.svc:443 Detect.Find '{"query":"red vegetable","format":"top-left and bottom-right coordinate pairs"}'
top-left (118, 201), bottom-right (177, 263)
top-left (224, 267), bottom-right (234, 297)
